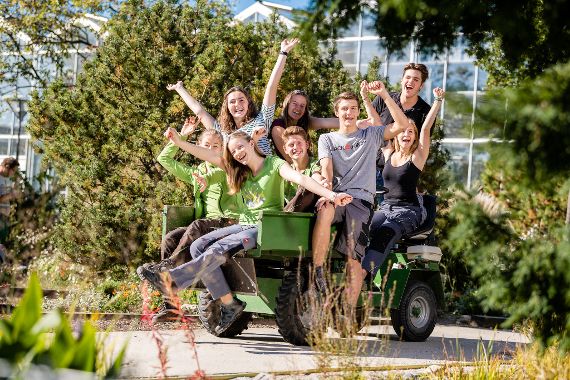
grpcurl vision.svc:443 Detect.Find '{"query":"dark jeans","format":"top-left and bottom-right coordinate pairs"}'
top-left (161, 217), bottom-right (237, 265)
top-left (362, 203), bottom-right (423, 277)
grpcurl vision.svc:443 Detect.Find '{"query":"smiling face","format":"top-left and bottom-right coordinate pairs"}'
top-left (286, 94), bottom-right (308, 122)
top-left (400, 69), bottom-right (424, 99)
top-left (396, 120), bottom-right (419, 153)
top-left (283, 134), bottom-right (309, 161)
top-left (334, 98), bottom-right (360, 129)
top-left (226, 90), bottom-right (249, 121)
top-left (198, 134), bottom-right (223, 154)
top-left (227, 136), bottom-right (256, 166)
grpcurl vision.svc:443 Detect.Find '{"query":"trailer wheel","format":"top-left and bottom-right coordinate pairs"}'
top-left (275, 270), bottom-right (313, 346)
top-left (390, 281), bottom-right (437, 341)
top-left (198, 290), bottom-right (252, 338)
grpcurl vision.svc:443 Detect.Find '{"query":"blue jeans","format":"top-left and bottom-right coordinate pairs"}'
top-left (169, 224), bottom-right (258, 299)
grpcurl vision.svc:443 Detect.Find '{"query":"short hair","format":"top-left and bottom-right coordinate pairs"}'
top-left (2, 157), bottom-right (19, 171)
top-left (403, 63), bottom-right (429, 84)
top-left (197, 129), bottom-right (223, 145)
top-left (333, 92), bottom-right (360, 112)
top-left (282, 126), bottom-right (312, 156)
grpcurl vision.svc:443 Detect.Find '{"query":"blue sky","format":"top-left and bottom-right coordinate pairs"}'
top-left (233, 0), bottom-right (310, 13)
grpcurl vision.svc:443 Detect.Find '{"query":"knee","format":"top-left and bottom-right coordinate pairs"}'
top-left (316, 203), bottom-right (335, 221)
top-left (189, 238), bottom-right (206, 259)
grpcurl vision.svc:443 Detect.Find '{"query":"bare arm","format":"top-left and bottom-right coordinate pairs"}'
top-left (308, 117), bottom-right (339, 130)
top-left (167, 81), bottom-right (216, 129)
top-left (262, 38), bottom-right (299, 107)
top-left (319, 157), bottom-right (333, 189)
top-left (414, 88), bottom-right (445, 169)
top-left (368, 81), bottom-right (408, 140)
top-left (164, 127), bottom-right (225, 169)
top-left (360, 80), bottom-right (382, 125)
top-left (279, 163), bottom-right (352, 206)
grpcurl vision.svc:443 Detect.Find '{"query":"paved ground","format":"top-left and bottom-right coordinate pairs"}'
top-left (112, 322), bottom-right (530, 379)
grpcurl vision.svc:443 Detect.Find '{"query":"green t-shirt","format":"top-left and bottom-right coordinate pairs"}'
top-left (239, 155), bottom-right (286, 225)
top-left (156, 142), bottom-right (240, 219)
top-left (284, 157), bottom-right (320, 201)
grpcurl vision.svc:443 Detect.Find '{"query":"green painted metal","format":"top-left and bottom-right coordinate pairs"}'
top-left (162, 205), bottom-right (194, 238)
top-left (255, 210), bottom-right (315, 256)
top-left (235, 277), bottom-right (281, 315)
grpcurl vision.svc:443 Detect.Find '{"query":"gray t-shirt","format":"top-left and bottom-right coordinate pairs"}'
top-left (318, 126), bottom-right (386, 203)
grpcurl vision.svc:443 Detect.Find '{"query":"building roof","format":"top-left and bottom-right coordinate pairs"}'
top-left (234, 1), bottom-right (297, 29)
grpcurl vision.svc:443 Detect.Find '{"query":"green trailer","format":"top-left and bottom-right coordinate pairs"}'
top-left (162, 195), bottom-right (444, 345)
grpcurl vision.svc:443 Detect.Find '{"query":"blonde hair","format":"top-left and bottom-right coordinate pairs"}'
top-left (223, 131), bottom-right (266, 195)
top-left (218, 87), bottom-right (257, 134)
top-left (282, 126), bottom-right (312, 156)
top-left (197, 129), bottom-right (223, 145)
top-left (393, 119), bottom-right (419, 157)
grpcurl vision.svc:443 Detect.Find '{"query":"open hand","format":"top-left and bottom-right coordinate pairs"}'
top-left (280, 38), bottom-right (300, 54)
top-left (181, 116), bottom-right (199, 136)
top-left (166, 81), bottom-right (184, 91)
top-left (356, 117), bottom-right (374, 130)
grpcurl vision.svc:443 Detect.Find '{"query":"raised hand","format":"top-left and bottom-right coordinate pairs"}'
top-left (166, 81), bottom-right (184, 91)
top-left (280, 38), bottom-right (300, 54)
top-left (181, 116), bottom-right (199, 136)
top-left (368, 80), bottom-right (387, 95)
top-left (251, 126), bottom-right (266, 142)
top-left (164, 127), bottom-right (182, 145)
top-left (192, 172), bottom-right (208, 193)
top-left (433, 87), bottom-right (445, 100)
top-left (360, 80), bottom-right (369, 99)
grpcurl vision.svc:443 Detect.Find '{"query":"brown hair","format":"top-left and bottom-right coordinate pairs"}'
top-left (218, 87), bottom-right (258, 134)
top-left (403, 63), bottom-right (429, 84)
top-left (393, 119), bottom-right (419, 156)
top-left (223, 131), bottom-right (266, 195)
top-left (281, 90), bottom-right (310, 130)
top-left (282, 126), bottom-right (312, 156)
top-left (2, 157), bottom-right (19, 171)
top-left (333, 92), bottom-right (360, 112)
top-left (197, 129), bottom-right (223, 145)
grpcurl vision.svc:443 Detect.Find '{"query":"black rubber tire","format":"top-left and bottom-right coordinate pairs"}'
top-left (275, 270), bottom-right (311, 346)
top-left (198, 290), bottom-right (252, 338)
top-left (390, 280), bottom-right (437, 341)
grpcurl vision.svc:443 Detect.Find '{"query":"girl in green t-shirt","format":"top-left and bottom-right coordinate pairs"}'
top-left (138, 129), bottom-right (352, 335)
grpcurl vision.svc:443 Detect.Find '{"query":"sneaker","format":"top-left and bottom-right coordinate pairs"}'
top-left (152, 301), bottom-right (182, 323)
top-left (214, 298), bottom-right (246, 335)
top-left (139, 258), bottom-right (175, 278)
top-left (137, 265), bottom-right (175, 296)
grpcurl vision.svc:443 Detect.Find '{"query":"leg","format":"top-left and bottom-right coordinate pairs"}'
top-left (161, 227), bottom-right (187, 261)
top-left (311, 202), bottom-right (336, 267)
top-left (345, 257), bottom-right (368, 307)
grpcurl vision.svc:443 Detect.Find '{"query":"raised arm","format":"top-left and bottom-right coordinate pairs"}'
top-left (279, 163), bottom-right (352, 207)
top-left (165, 127), bottom-right (225, 170)
top-left (262, 38), bottom-right (299, 107)
top-left (167, 81), bottom-right (216, 129)
top-left (360, 80), bottom-right (382, 125)
top-left (414, 88), bottom-right (445, 168)
top-left (368, 81), bottom-right (408, 140)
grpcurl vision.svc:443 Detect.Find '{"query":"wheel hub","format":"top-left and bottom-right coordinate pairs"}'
top-left (408, 295), bottom-right (429, 328)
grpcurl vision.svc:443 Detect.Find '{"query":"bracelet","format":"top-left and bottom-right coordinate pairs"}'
top-left (329, 192), bottom-right (337, 202)
top-left (280, 51), bottom-right (288, 56)
top-left (434, 97), bottom-right (443, 102)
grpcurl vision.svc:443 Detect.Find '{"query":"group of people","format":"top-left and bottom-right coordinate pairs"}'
top-left (137, 38), bottom-right (445, 335)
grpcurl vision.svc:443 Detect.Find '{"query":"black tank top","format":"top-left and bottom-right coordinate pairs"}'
top-left (382, 152), bottom-right (421, 206)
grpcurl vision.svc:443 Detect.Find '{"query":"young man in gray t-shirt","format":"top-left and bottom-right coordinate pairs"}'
top-left (313, 82), bottom-right (409, 310)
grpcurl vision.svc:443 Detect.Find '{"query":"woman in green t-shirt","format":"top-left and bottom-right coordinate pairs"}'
top-left (138, 129), bottom-right (352, 335)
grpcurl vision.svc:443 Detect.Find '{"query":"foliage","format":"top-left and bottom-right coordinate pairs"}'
top-left (27, 0), bottom-right (353, 271)
top-left (0, 272), bottom-right (125, 377)
top-left (303, 0), bottom-right (570, 81)
top-left (0, 0), bottom-right (117, 91)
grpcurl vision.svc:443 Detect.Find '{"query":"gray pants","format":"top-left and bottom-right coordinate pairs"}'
top-left (362, 202), bottom-right (423, 277)
top-left (169, 224), bottom-right (258, 300)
